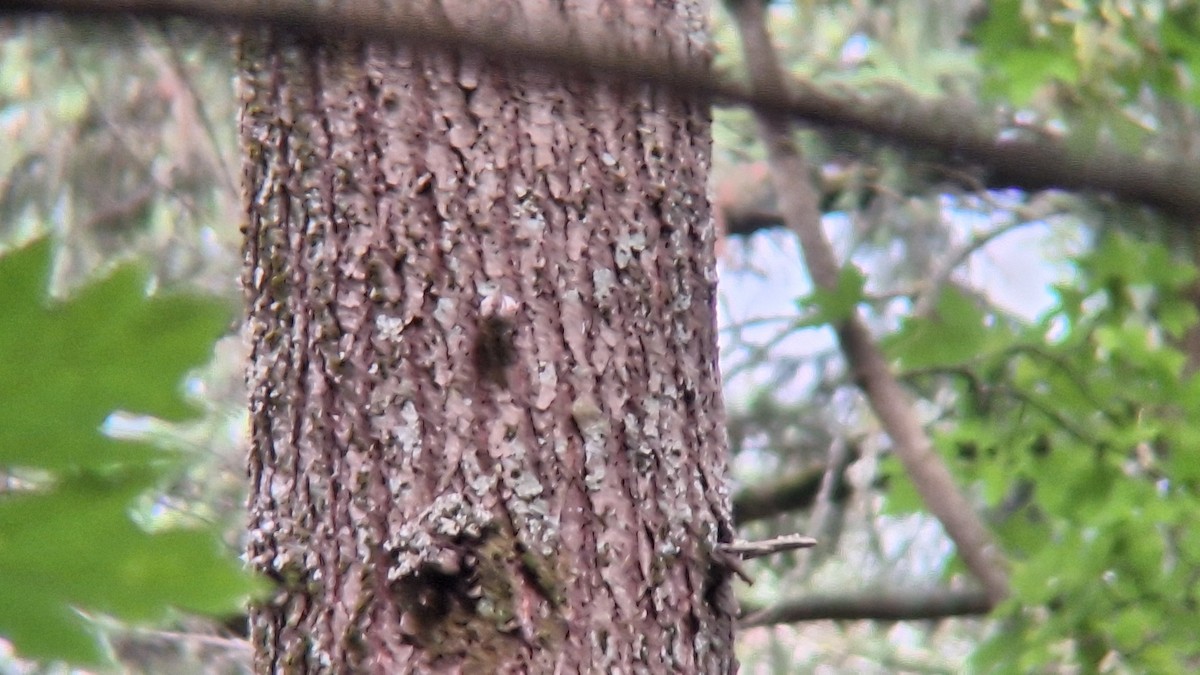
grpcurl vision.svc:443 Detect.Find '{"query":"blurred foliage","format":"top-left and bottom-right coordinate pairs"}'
top-left (977, 0), bottom-right (1200, 108)
top-left (881, 233), bottom-right (1200, 671)
top-left (0, 239), bottom-right (262, 667)
top-left (975, 0), bottom-right (1200, 159)
top-left (0, 17), bottom-right (240, 296)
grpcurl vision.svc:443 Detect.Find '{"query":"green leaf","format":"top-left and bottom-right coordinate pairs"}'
top-left (1079, 231), bottom-right (1196, 292)
top-left (885, 288), bottom-right (988, 370)
top-left (972, 0), bottom-right (1024, 61)
top-left (0, 469), bottom-right (264, 665)
top-left (0, 239), bottom-right (232, 471)
top-left (973, 0), bottom-right (1079, 104)
top-left (794, 265), bottom-right (866, 327)
top-left (1156, 295), bottom-right (1199, 339)
top-left (0, 240), bottom-right (264, 666)
top-left (878, 454), bottom-right (922, 514)
top-left (1161, 10), bottom-right (1200, 106)
top-left (972, 611), bottom-right (1029, 674)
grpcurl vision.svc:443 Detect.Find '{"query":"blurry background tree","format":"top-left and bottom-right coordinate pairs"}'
top-left (2, 0), bottom-right (1200, 672)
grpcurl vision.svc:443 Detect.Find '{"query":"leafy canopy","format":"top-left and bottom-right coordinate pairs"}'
top-left (883, 233), bottom-right (1200, 671)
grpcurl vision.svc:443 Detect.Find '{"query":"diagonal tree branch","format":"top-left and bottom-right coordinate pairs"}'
top-left (8, 0), bottom-right (1200, 217)
top-left (725, 0), bottom-right (1010, 605)
top-left (740, 589), bottom-right (992, 626)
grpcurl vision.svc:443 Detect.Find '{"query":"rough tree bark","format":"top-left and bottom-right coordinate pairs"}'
top-left (237, 1), bottom-right (737, 672)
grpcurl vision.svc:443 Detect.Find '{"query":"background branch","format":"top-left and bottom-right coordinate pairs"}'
top-left (733, 465), bottom-right (825, 524)
top-left (726, 0), bottom-right (1010, 605)
top-left (732, 443), bottom-right (856, 524)
top-left (740, 589), bottom-right (992, 627)
top-left (7, 0), bottom-right (1200, 217)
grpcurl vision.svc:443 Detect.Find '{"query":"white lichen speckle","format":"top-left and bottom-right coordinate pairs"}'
top-left (375, 313), bottom-right (407, 341)
top-left (593, 268), bottom-right (616, 301)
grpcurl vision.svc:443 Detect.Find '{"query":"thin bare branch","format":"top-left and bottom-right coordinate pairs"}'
top-left (725, 0), bottom-right (1010, 605)
top-left (733, 464), bottom-right (825, 525)
top-left (740, 589), bottom-right (992, 626)
top-left (912, 193), bottom-right (1071, 316)
top-left (7, 0), bottom-right (1200, 217)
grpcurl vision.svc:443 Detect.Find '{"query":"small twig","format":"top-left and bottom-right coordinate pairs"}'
top-left (713, 534), bottom-right (818, 586)
top-left (711, 547), bottom-right (754, 585)
top-left (717, 534), bottom-right (818, 560)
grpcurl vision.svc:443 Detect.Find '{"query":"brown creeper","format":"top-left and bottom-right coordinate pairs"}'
top-left (474, 292), bottom-right (520, 386)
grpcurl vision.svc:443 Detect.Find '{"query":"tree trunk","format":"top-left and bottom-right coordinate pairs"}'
top-left (237, 1), bottom-right (736, 672)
